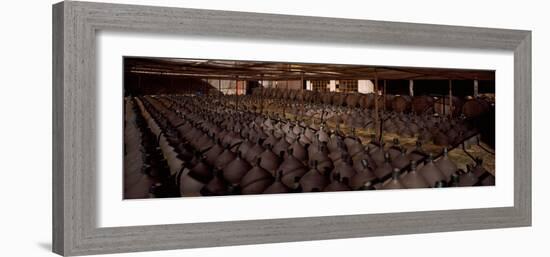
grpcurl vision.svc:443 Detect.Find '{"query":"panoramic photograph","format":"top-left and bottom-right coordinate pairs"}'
top-left (123, 57), bottom-right (496, 199)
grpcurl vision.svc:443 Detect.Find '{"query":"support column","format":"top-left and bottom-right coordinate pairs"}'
top-left (301, 72), bottom-right (305, 90)
top-left (409, 80), bottom-right (414, 96)
top-left (137, 74), bottom-right (141, 93)
top-left (260, 75), bottom-right (264, 114)
top-left (383, 80), bottom-right (387, 111)
top-left (235, 76), bottom-right (239, 111)
top-left (374, 71), bottom-right (381, 141)
top-left (448, 79), bottom-right (453, 118)
top-left (218, 79), bottom-right (221, 99)
top-left (474, 79), bottom-right (479, 97)
top-left (300, 72), bottom-right (305, 115)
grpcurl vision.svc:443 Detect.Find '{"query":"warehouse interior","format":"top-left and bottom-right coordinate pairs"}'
top-left (123, 57), bottom-right (496, 199)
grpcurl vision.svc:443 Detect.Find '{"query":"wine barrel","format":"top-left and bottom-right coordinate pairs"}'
top-left (411, 95), bottom-right (434, 114)
top-left (282, 89), bottom-right (292, 100)
top-left (288, 89), bottom-right (298, 100)
top-left (361, 93), bottom-right (375, 109)
top-left (268, 88), bottom-right (276, 98)
top-left (251, 87), bottom-right (262, 96)
top-left (391, 95), bottom-right (411, 113)
top-left (462, 97), bottom-right (492, 118)
top-left (384, 94), bottom-right (395, 110)
top-left (321, 92), bottom-right (333, 104)
top-left (434, 96), bottom-right (463, 117)
top-left (297, 89), bottom-right (305, 100)
top-left (273, 88), bottom-right (282, 99)
top-left (305, 90), bottom-right (317, 103)
top-left (262, 88), bottom-right (270, 97)
top-left (345, 93), bottom-right (361, 107)
top-left (360, 93), bottom-right (384, 109)
top-left (263, 88), bottom-right (269, 97)
top-left (271, 88), bottom-right (280, 98)
top-left (358, 94), bottom-right (369, 108)
top-left (333, 93), bottom-right (346, 106)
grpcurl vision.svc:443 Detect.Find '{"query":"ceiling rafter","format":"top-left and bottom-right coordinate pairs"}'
top-left (124, 57), bottom-right (495, 81)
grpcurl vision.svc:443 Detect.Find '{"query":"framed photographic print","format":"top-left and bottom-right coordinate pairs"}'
top-left (52, 1), bottom-right (531, 256)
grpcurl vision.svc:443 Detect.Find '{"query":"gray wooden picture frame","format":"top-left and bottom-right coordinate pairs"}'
top-left (52, 1), bottom-right (531, 256)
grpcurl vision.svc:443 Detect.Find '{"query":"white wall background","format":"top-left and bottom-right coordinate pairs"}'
top-left (0, 0), bottom-right (546, 256)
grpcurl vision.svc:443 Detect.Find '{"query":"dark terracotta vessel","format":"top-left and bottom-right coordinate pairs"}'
top-left (214, 147), bottom-right (237, 170)
top-left (240, 158), bottom-right (274, 194)
top-left (263, 131), bottom-right (279, 148)
top-left (187, 157), bottom-right (212, 182)
top-left (369, 144), bottom-right (386, 166)
top-left (374, 153), bottom-right (393, 179)
top-left (449, 173), bottom-right (460, 187)
top-left (387, 138), bottom-right (402, 160)
top-left (407, 141), bottom-right (426, 162)
top-left (263, 171), bottom-right (291, 194)
top-left (179, 170), bottom-right (205, 197)
top-left (195, 133), bottom-right (215, 153)
top-left (352, 151), bottom-right (377, 171)
top-left (435, 148), bottom-right (457, 181)
top-left (350, 159), bottom-right (377, 190)
top-left (272, 137), bottom-right (290, 158)
top-left (304, 127), bottom-right (316, 142)
top-left (333, 156), bottom-right (357, 181)
top-left (419, 154), bottom-right (446, 187)
top-left (308, 143), bottom-right (334, 174)
top-left (434, 181), bottom-right (445, 188)
top-left (244, 140), bottom-right (264, 163)
top-left (131, 91), bottom-right (495, 198)
top-left (300, 161), bottom-right (330, 192)
top-left (237, 139), bottom-right (254, 159)
top-left (241, 172), bottom-right (273, 195)
top-left (279, 149), bottom-right (308, 189)
top-left (223, 152), bottom-right (252, 186)
top-left (327, 134), bottom-right (343, 154)
top-left (392, 148), bottom-right (410, 170)
top-left (324, 174), bottom-right (351, 192)
top-left (203, 169), bottom-right (227, 196)
top-left (258, 145), bottom-right (280, 175)
top-left (289, 139), bottom-right (308, 162)
top-left (458, 165), bottom-right (479, 187)
top-left (344, 137), bottom-right (363, 157)
top-left (381, 169), bottom-right (405, 190)
top-left (204, 140), bottom-right (224, 165)
top-left (317, 127), bottom-right (330, 143)
top-left (401, 161), bottom-right (429, 189)
top-left (471, 158), bottom-right (489, 178)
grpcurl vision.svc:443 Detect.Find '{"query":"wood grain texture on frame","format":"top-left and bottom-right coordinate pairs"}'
top-left (52, 1), bottom-right (531, 256)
